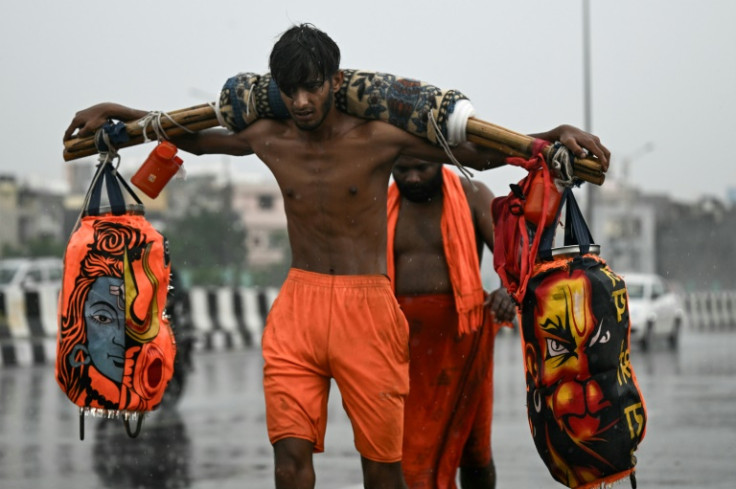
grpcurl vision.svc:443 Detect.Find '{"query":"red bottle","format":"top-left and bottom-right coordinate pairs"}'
top-left (131, 141), bottom-right (184, 199)
top-left (524, 170), bottom-right (561, 227)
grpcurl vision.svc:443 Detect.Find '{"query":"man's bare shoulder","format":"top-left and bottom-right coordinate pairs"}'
top-left (233, 118), bottom-right (296, 147)
top-left (245, 118), bottom-right (291, 135)
top-left (459, 177), bottom-right (495, 205)
top-left (342, 116), bottom-right (412, 141)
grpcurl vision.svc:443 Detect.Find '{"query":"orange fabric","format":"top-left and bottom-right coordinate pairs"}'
top-left (262, 268), bottom-right (410, 462)
top-left (398, 294), bottom-right (494, 489)
top-left (56, 214), bottom-right (175, 413)
top-left (387, 167), bottom-right (485, 334)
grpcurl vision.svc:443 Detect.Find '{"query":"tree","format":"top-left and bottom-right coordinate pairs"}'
top-left (164, 206), bottom-right (247, 286)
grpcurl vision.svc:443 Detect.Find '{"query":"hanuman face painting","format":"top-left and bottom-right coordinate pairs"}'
top-left (521, 263), bottom-right (646, 488)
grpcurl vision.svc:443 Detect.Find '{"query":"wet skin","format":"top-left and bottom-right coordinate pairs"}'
top-left (392, 158), bottom-right (491, 295)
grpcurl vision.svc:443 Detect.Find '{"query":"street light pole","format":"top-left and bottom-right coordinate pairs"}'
top-left (582, 0), bottom-right (592, 134)
top-left (582, 0), bottom-right (595, 228)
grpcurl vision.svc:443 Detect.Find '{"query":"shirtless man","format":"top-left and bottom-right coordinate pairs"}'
top-left (388, 157), bottom-right (514, 488)
top-left (64, 24), bottom-right (610, 489)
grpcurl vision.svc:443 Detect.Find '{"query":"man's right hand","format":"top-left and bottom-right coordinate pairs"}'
top-left (485, 287), bottom-right (516, 323)
top-left (63, 103), bottom-right (147, 142)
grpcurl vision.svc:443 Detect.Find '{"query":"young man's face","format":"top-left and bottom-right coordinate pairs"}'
top-left (392, 157), bottom-right (444, 203)
top-left (280, 71), bottom-right (342, 131)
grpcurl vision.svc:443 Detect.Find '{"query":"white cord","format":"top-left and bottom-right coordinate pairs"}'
top-left (427, 110), bottom-right (476, 188)
top-left (138, 111), bottom-right (195, 142)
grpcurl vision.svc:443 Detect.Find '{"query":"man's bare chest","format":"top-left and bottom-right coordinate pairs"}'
top-left (394, 204), bottom-right (444, 255)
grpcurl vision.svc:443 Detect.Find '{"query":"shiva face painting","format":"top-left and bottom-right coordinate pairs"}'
top-left (521, 263), bottom-right (645, 488)
top-left (57, 219), bottom-right (172, 412)
top-left (84, 276), bottom-right (126, 382)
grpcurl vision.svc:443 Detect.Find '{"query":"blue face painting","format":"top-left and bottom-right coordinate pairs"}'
top-left (84, 276), bottom-right (126, 382)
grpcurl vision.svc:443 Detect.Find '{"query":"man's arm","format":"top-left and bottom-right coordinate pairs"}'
top-left (395, 123), bottom-right (611, 172)
top-left (63, 102), bottom-right (255, 157)
top-left (465, 179), bottom-right (516, 322)
top-left (531, 124), bottom-right (611, 171)
top-left (466, 179), bottom-right (496, 251)
top-left (64, 103), bottom-right (147, 141)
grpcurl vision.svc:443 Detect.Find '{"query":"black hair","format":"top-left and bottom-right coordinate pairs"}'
top-left (269, 23), bottom-right (341, 95)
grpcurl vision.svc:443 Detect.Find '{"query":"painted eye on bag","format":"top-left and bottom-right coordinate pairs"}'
top-left (590, 319), bottom-right (612, 346)
top-left (88, 304), bottom-right (116, 326)
top-left (546, 338), bottom-right (569, 357)
top-left (91, 313), bottom-right (114, 325)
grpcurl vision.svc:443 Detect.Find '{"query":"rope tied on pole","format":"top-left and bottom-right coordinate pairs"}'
top-left (138, 111), bottom-right (195, 143)
top-left (427, 109), bottom-right (476, 189)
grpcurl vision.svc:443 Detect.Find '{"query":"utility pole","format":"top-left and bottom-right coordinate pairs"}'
top-left (581, 0), bottom-right (595, 231)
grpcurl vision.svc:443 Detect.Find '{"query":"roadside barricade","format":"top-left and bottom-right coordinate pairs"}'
top-left (3, 285), bottom-right (732, 367)
top-left (0, 284), bottom-right (279, 367)
top-left (684, 291), bottom-right (736, 331)
top-left (187, 286), bottom-right (279, 351)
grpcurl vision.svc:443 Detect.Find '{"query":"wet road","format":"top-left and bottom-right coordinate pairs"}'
top-left (1, 328), bottom-right (735, 488)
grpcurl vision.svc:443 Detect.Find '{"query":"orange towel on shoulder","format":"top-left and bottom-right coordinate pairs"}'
top-left (387, 167), bottom-right (485, 334)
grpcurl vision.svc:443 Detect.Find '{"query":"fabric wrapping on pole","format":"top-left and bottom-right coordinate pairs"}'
top-left (217, 69), bottom-right (471, 146)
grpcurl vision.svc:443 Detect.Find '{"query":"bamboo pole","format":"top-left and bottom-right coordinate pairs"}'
top-left (466, 118), bottom-right (605, 185)
top-left (467, 133), bottom-right (604, 185)
top-left (62, 108), bottom-right (606, 185)
top-left (63, 119), bottom-right (220, 161)
top-left (63, 103), bottom-right (219, 161)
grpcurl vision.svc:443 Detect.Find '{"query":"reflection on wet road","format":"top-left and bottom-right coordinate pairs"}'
top-left (1, 329), bottom-right (735, 488)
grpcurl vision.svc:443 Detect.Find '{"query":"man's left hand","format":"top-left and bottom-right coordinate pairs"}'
top-left (485, 287), bottom-right (516, 323)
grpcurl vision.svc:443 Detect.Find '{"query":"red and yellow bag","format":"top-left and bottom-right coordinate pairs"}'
top-left (56, 157), bottom-right (176, 438)
top-left (493, 149), bottom-right (646, 488)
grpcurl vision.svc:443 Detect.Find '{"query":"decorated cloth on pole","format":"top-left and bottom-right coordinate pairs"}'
top-left (216, 69), bottom-right (474, 146)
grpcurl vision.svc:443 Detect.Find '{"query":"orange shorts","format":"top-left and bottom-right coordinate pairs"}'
top-left (262, 269), bottom-right (410, 462)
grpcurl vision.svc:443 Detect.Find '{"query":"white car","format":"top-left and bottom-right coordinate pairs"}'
top-left (0, 257), bottom-right (64, 289)
top-left (623, 272), bottom-right (685, 350)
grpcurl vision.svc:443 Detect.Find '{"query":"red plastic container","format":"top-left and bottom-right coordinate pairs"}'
top-left (524, 170), bottom-right (561, 227)
top-left (131, 141), bottom-right (183, 199)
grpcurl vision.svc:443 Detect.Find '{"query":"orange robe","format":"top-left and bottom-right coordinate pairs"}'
top-left (387, 168), bottom-right (497, 488)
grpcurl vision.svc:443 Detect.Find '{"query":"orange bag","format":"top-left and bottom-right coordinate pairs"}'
top-left (56, 157), bottom-right (176, 438)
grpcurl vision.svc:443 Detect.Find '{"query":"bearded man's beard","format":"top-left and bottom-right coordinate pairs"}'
top-left (293, 90), bottom-right (334, 131)
top-left (395, 169), bottom-right (443, 203)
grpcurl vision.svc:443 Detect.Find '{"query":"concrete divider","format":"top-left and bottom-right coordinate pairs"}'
top-left (1, 285), bottom-right (60, 366)
top-left (0, 284), bottom-right (279, 367)
top-left (2, 283), bottom-right (733, 367)
top-left (684, 290), bottom-right (736, 331)
top-left (185, 286), bottom-right (279, 351)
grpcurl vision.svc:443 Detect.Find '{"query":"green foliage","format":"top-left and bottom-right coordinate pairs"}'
top-left (1, 235), bottom-right (65, 259)
top-left (27, 235), bottom-right (66, 258)
top-left (248, 262), bottom-right (290, 288)
top-left (164, 206), bottom-right (247, 286)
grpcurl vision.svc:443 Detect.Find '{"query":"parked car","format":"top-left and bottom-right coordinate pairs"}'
top-left (0, 257), bottom-right (64, 289)
top-left (623, 272), bottom-right (685, 350)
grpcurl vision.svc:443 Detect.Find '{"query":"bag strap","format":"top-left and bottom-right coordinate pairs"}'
top-left (85, 159), bottom-right (143, 217)
top-left (538, 187), bottom-right (594, 258)
top-left (563, 186), bottom-right (594, 252)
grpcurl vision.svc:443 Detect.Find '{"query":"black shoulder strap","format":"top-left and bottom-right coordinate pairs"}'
top-left (563, 187), bottom-right (594, 253)
top-left (85, 160), bottom-right (142, 216)
top-left (537, 187), bottom-right (595, 259)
